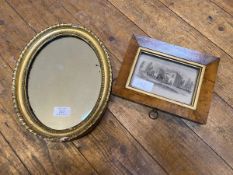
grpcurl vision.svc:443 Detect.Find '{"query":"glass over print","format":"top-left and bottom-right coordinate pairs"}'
top-left (128, 51), bottom-right (202, 106)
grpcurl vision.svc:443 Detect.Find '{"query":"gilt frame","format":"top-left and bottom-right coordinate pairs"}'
top-left (12, 24), bottom-right (112, 141)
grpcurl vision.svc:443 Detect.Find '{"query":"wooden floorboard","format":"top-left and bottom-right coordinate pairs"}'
top-left (107, 0), bottom-right (233, 158)
top-left (108, 0), bottom-right (233, 108)
top-left (0, 2), bottom-right (168, 173)
top-left (0, 0), bottom-right (233, 174)
top-left (0, 129), bottom-right (30, 175)
top-left (109, 97), bottom-right (233, 175)
top-left (159, 0), bottom-right (233, 58)
top-left (185, 94), bottom-right (233, 168)
top-left (211, 0), bottom-right (233, 16)
top-left (0, 59), bottom-right (98, 174)
top-left (73, 110), bottom-right (168, 175)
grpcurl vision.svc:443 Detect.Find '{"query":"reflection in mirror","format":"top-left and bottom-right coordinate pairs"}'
top-left (28, 37), bottom-right (101, 130)
top-left (13, 24), bottom-right (111, 141)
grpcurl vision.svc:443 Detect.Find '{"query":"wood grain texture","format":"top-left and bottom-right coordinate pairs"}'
top-left (108, 0), bottom-right (233, 109)
top-left (8, 5), bottom-right (165, 175)
top-left (0, 0), bottom-right (167, 174)
top-left (106, 0), bottom-right (233, 165)
top-left (73, 110), bottom-right (167, 175)
top-left (58, 0), bottom-right (233, 173)
top-left (0, 55), bottom-right (97, 174)
top-left (0, 0), bottom-right (233, 174)
top-left (0, 1), bottom-right (96, 174)
top-left (186, 94), bottom-right (233, 168)
top-left (211, 0), bottom-right (233, 15)
top-left (108, 97), bottom-right (233, 175)
top-left (159, 0), bottom-right (233, 58)
top-left (0, 129), bottom-right (29, 175)
top-left (113, 35), bottom-right (219, 123)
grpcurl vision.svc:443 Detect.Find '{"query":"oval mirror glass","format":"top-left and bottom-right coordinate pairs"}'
top-left (28, 36), bottom-right (101, 130)
top-left (13, 25), bottom-right (112, 141)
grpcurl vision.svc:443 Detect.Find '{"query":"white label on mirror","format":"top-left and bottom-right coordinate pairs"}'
top-left (53, 107), bottom-right (71, 117)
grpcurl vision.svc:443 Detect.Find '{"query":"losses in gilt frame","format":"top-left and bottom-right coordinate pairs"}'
top-left (113, 35), bottom-right (220, 124)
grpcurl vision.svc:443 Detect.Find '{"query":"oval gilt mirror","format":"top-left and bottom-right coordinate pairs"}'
top-left (12, 24), bottom-right (112, 141)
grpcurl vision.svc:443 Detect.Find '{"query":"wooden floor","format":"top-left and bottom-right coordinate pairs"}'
top-left (0, 0), bottom-right (233, 174)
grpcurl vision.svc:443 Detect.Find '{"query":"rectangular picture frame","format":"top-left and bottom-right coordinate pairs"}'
top-left (113, 35), bottom-right (220, 124)
top-left (126, 48), bottom-right (205, 110)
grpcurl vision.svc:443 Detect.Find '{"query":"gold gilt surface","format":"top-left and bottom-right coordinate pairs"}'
top-left (12, 24), bottom-right (112, 141)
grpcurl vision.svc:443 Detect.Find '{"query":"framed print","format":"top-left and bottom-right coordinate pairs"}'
top-left (113, 35), bottom-right (220, 124)
top-left (126, 48), bottom-right (205, 110)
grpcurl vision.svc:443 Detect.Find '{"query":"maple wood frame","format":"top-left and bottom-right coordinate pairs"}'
top-left (113, 35), bottom-right (219, 124)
